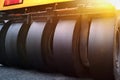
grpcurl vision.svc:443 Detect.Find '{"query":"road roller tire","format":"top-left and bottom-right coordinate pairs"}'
top-left (0, 21), bottom-right (5, 64)
top-left (113, 17), bottom-right (120, 80)
top-left (25, 21), bottom-right (47, 70)
top-left (41, 17), bottom-right (59, 72)
top-left (53, 16), bottom-right (88, 77)
top-left (5, 22), bottom-right (29, 67)
top-left (0, 21), bottom-right (12, 66)
top-left (79, 15), bottom-right (91, 68)
top-left (17, 22), bottom-right (31, 68)
top-left (88, 17), bottom-right (115, 80)
top-left (0, 20), bottom-right (30, 67)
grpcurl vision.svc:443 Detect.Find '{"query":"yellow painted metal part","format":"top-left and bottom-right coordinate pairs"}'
top-left (0, 0), bottom-right (73, 11)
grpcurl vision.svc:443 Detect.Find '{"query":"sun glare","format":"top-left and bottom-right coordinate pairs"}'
top-left (106, 0), bottom-right (120, 9)
top-left (86, 0), bottom-right (120, 10)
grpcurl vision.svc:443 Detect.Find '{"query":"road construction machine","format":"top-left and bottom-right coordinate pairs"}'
top-left (0, 0), bottom-right (120, 80)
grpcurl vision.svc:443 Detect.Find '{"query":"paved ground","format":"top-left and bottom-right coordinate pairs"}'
top-left (0, 66), bottom-right (92, 80)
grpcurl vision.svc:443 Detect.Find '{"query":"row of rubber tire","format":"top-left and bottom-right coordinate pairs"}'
top-left (0, 15), bottom-right (118, 80)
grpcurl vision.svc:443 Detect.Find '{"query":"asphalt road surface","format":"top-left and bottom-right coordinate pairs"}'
top-left (0, 65), bottom-right (92, 80)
